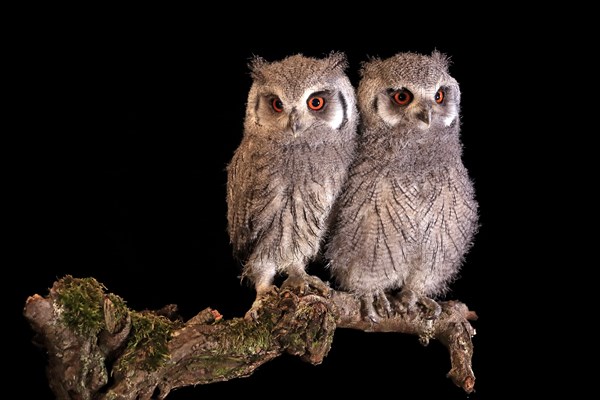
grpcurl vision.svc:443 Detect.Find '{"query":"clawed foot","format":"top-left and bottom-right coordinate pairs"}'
top-left (281, 272), bottom-right (330, 298)
top-left (360, 289), bottom-right (442, 323)
top-left (393, 289), bottom-right (441, 320)
top-left (361, 289), bottom-right (393, 323)
top-left (244, 285), bottom-right (279, 321)
top-left (245, 273), bottom-right (331, 321)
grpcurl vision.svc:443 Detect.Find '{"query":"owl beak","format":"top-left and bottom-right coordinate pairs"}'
top-left (416, 107), bottom-right (432, 126)
top-left (289, 111), bottom-right (303, 135)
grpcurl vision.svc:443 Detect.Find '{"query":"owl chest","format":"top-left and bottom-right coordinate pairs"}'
top-left (248, 148), bottom-right (342, 228)
top-left (387, 168), bottom-right (475, 237)
top-left (376, 176), bottom-right (422, 224)
top-left (359, 166), bottom-right (455, 231)
top-left (257, 147), bottom-right (341, 193)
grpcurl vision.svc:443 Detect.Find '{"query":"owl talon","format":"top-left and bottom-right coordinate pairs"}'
top-left (361, 290), bottom-right (392, 323)
top-left (363, 301), bottom-right (382, 323)
top-left (393, 289), bottom-right (441, 320)
top-left (244, 306), bottom-right (261, 322)
top-left (281, 273), bottom-right (330, 297)
top-left (244, 286), bottom-right (279, 321)
top-left (395, 289), bottom-right (417, 314)
top-left (418, 297), bottom-right (442, 320)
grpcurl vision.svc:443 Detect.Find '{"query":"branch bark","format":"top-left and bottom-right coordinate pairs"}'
top-left (23, 276), bottom-right (477, 399)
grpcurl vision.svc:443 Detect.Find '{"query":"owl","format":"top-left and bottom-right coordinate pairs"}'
top-left (226, 52), bottom-right (358, 320)
top-left (325, 51), bottom-right (479, 322)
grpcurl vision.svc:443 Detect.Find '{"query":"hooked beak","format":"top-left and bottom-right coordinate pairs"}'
top-left (289, 110), bottom-right (302, 135)
top-left (416, 106), bottom-right (432, 126)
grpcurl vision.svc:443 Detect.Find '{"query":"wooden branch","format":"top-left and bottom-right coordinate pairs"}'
top-left (331, 291), bottom-right (477, 392)
top-left (23, 275), bottom-right (477, 399)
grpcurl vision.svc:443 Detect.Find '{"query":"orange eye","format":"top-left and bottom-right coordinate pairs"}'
top-left (435, 89), bottom-right (445, 104)
top-left (392, 89), bottom-right (413, 106)
top-left (307, 96), bottom-right (325, 111)
top-left (272, 98), bottom-right (284, 113)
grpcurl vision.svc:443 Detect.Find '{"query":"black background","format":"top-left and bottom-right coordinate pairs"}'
top-left (10, 13), bottom-right (533, 399)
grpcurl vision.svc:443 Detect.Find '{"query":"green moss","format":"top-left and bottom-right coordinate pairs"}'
top-left (54, 275), bottom-right (130, 338)
top-left (186, 355), bottom-right (242, 378)
top-left (216, 318), bottom-right (273, 356)
top-left (55, 275), bottom-right (107, 336)
top-left (54, 275), bottom-right (174, 372)
top-left (117, 311), bottom-right (175, 371)
top-left (106, 293), bottom-right (129, 323)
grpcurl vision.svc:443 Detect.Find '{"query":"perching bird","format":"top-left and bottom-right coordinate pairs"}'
top-left (325, 51), bottom-right (479, 322)
top-left (226, 52), bottom-right (358, 320)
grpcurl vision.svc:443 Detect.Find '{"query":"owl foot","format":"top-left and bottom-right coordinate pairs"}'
top-left (362, 290), bottom-right (393, 323)
top-left (244, 285), bottom-right (279, 322)
top-left (281, 272), bottom-right (330, 298)
top-left (393, 289), bottom-right (442, 320)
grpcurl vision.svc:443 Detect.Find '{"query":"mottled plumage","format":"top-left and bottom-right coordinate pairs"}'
top-left (227, 52), bottom-right (358, 319)
top-left (325, 51), bottom-right (479, 321)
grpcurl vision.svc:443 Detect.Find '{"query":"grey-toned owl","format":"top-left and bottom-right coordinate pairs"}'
top-left (325, 51), bottom-right (479, 322)
top-left (226, 52), bottom-right (358, 319)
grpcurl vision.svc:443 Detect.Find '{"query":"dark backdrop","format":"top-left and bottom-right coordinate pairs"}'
top-left (11, 16), bottom-right (523, 399)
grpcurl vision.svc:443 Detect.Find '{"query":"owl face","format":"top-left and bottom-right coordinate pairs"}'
top-left (359, 51), bottom-right (460, 131)
top-left (245, 53), bottom-right (356, 140)
top-left (254, 87), bottom-right (346, 136)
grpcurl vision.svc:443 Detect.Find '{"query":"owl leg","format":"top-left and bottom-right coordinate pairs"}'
top-left (361, 289), bottom-right (393, 323)
top-left (244, 265), bottom-right (279, 321)
top-left (393, 289), bottom-right (442, 320)
top-left (245, 286), bottom-right (279, 321)
top-left (281, 265), bottom-right (330, 297)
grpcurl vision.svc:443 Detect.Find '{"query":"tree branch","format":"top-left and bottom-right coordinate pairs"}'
top-left (331, 291), bottom-right (477, 392)
top-left (23, 275), bottom-right (477, 399)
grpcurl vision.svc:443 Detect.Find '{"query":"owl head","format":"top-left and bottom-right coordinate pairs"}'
top-left (358, 51), bottom-right (460, 131)
top-left (244, 52), bottom-right (357, 144)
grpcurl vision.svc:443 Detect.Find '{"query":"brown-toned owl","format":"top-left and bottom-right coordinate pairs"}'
top-left (325, 51), bottom-right (479, 321)
top-left (227, 52), bottom-right (358, 319)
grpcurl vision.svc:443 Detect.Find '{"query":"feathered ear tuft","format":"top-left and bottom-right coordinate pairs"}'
top-left (431, 50), bottom-right (451, 70)
top-left (327, 51), bottom-right (348, 72)
top-left (248, 55), bottom-right (268, 82)
top-left (359, 56), bottom-right (381, 78)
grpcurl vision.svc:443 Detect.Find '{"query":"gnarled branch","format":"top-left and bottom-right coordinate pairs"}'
top-left (23, 275), bottom-right (477, 399)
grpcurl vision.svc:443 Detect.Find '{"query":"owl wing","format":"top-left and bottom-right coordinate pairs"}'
top-left (420, 166), bottom-right (479, 271)
top-left (226, 144), bottom-right (257, 260)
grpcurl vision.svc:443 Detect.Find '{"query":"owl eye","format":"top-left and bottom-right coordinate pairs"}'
top-left (272, 98), bottom-right (284, 113)
top-left (307, 96), bottom-right (325, 111)
top-left (435, 89), bottom-right (445, 104)
top-left (392, 89), bottom-right (413, 106)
